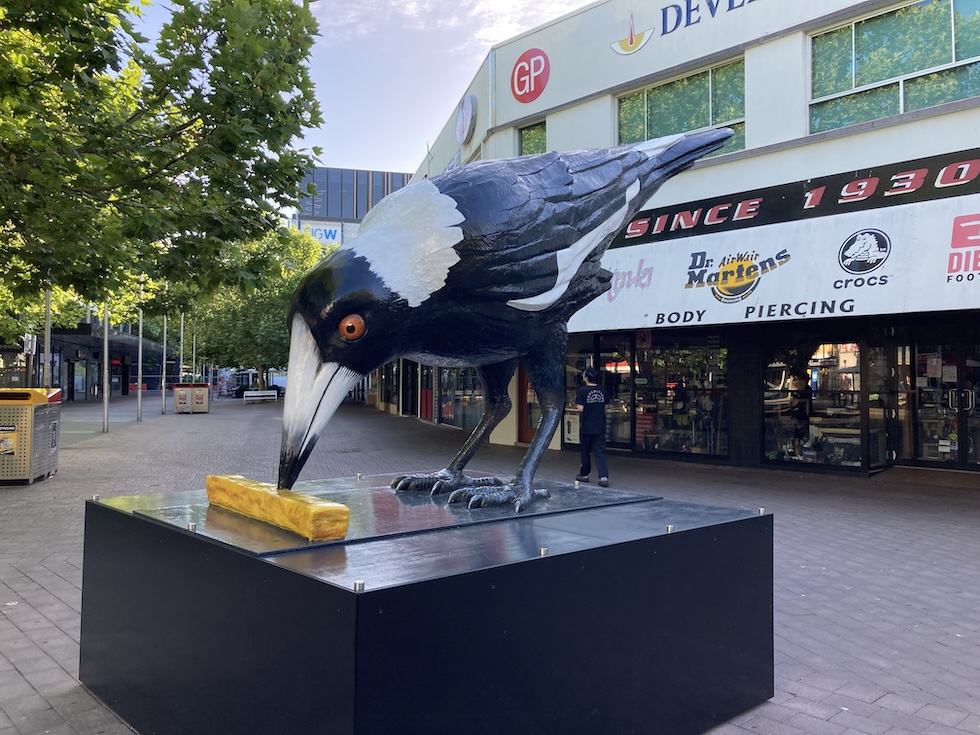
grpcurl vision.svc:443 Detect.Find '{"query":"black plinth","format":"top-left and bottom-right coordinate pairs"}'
top-left (79, 475), bottom-right (773, 735)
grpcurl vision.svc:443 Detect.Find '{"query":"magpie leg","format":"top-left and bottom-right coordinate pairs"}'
top-left (449, 325), bottom-right (568, 512)
top-left (391, 359), bottom-right (518, 496)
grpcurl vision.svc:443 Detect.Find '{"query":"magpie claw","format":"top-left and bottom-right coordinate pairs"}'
top-left (391, 470), bottom-right (457, 495)
top-left (449, 482), bottom-right (549, 512)
top-left (392, 471), bottom-right (504, 496)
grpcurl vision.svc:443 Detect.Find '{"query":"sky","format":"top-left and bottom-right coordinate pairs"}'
top-left (136, 0), bottom-right (594, 174)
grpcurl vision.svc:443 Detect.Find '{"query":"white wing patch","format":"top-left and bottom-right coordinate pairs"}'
top-left (633, 132), bottom-right (684, 158)
top-left (507, 179), bottom-right (641, 312)
top-left (342, 180), bottom-right (464, 308)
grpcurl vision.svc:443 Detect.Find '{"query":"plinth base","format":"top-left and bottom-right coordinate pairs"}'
top-left (79, 475), bottom-right (773, 735)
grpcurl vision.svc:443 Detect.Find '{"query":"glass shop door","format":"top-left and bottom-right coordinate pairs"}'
top-left (913, 343), bottom-right (980, 467)
top-left (598, 334), bottom-right (634, 449)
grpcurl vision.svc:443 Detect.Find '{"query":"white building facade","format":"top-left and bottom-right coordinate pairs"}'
top-left (390, 0), bottom-right (980, 475)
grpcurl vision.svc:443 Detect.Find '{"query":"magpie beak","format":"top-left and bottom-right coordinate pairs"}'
top-left (278, 314), bottom-right (363, 489)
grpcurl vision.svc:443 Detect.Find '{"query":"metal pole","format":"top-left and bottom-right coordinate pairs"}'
top-left (43, 289), bottom-right (52, 387)
top-left (137, 302), bottom-right (144, 422)
top-left (179, 312), bottom-right (185, 384)
top-left (161, 314), bottom-right (168, 415)
top-left (192, 333), bottom-right (196, 382)
top-left (102, 302), bottom-right (109, 433)
top-left (24, 343), bottom-right (32, 389)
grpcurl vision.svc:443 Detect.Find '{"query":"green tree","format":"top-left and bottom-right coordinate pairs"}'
top-left (187, 227), bottom-right (323, 388)
top-left (0, 0), bottom-right (322, 304)
top-left (0, 285), bottom-right (91, 345)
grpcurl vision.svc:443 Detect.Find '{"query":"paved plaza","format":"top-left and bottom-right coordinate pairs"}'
top-left (1, 393), bottom-right (979, 734)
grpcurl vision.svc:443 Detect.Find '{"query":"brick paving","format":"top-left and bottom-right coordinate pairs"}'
top-left (1, 392), bottom-right (979, 734)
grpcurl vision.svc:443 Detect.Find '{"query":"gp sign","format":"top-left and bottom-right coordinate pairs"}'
top-left (511, 48), bottom-right (549, 103)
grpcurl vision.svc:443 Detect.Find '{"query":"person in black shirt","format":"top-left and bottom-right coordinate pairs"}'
top-left (573, 367), bottom-right (609, 487)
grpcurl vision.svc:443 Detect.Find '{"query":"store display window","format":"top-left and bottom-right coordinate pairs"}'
top-left (763, 342), bottom-right (878, 466)
top-left (438, 367), bottom-right (483, 432)
top-left (634, 339), bottom-right (728, 456)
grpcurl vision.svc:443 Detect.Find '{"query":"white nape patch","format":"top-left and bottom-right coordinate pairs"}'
top-left (634, 133), bottom-right (684, 159)
top-left (342, 180), bottom-right (464, 308)
top-left (507, 179), bottom-right (641, 312)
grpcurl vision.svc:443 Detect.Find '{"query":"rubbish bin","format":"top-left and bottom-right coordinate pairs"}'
top-left (191, 384), bottom-right (210, 414)
top-left (173, 384), bottom-right (193, 414)
top-left (174, 383), bottom-right (210, 414)
top-left (0, 388), bottom-right (61, 484)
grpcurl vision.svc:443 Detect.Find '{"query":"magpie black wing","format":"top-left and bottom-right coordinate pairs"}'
top-left (431, 146), bottom-right (649, 313)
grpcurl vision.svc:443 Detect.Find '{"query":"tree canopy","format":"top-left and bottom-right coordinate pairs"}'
top-left (186, 227), bottom-right (324, 386)
top-left (0, 0), bottom-right (322, 306)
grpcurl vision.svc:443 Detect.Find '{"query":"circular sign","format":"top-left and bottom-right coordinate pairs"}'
top-left (511, 48), bottom-right (550, 104)
top-left (838, 229), bottom-right (891, 274)
top-left (455, 95), bottom-right (477, 145)
top-left (711, 255), bottom-right (761, 303)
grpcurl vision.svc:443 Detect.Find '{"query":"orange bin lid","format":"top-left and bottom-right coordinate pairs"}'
top-left (0, 388), bottom-right (62, 404)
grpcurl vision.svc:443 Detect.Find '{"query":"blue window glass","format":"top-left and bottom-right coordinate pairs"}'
top-left (312, 169), bottom-right (327, 217)
top-left (327, 169), bottom-right (342, 218)
top-left (356, 171), bottom-right (369, 218)
top-left (298, 172), bottom-right (315, 216)
top-left (341, 169), bottom-right (355, 218)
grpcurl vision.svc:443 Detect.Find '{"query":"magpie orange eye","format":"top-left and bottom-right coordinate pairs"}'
top-left (338, 314), bottom-right (366, 341)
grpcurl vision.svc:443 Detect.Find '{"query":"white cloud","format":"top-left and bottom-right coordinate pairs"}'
top-left (315, 0), bottom-right (590, 54)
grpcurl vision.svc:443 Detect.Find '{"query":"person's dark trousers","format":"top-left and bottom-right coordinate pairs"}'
top-left (579, 433), bottom-right (609, 478)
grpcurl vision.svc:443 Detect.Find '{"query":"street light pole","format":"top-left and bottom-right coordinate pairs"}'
top-left (137, 283), bottom-right (144, 422)
top-left (180, 312), bottom-right (185, 384)
top-left (102, 302), bottom-right (109, 433)
top-left (43, 289), bottom-right (51, 387)
top-left (161, 314), bottom-right (168, 415)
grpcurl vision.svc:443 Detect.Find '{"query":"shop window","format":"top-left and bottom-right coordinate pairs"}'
top-left (455, 368), bottom-right (483, 432)
top-left (438, 367), bottom-right (483, 431)
top-left (634, 340), bottom-right (728, 456)
top-left (618, 59), bottom-right (745, 156)
top-left (519, 121), bottom-right (547, 156)
top-left (439, 369), bottom-right (457, 426)
top-left (810, 0), bottom-right (980, 133)
top-left (381, 361), bottom-right (399, 406)
top-left (763, 342), bottom-right (882, 466)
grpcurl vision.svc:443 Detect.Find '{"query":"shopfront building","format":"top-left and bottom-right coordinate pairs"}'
top-left (401, 0), bottom-right (980, 476)
top-left (552, 145), bottom-right (980, 472)
top-left (556, 316), bottom-right (980, 473)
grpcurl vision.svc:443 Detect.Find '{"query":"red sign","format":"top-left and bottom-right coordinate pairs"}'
top-left (948, 212), bottom-right (980, 278)
top-left (950, 213), bottom-right (980, 249)
top-left (511, 48), bottom-right (549, 103)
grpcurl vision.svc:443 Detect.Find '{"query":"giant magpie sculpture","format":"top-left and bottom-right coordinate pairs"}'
top-left (278, 128), bottom-right (732, 511)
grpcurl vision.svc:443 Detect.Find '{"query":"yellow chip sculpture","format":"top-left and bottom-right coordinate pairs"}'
top-left (206, 475), bottom-right (349, 541)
